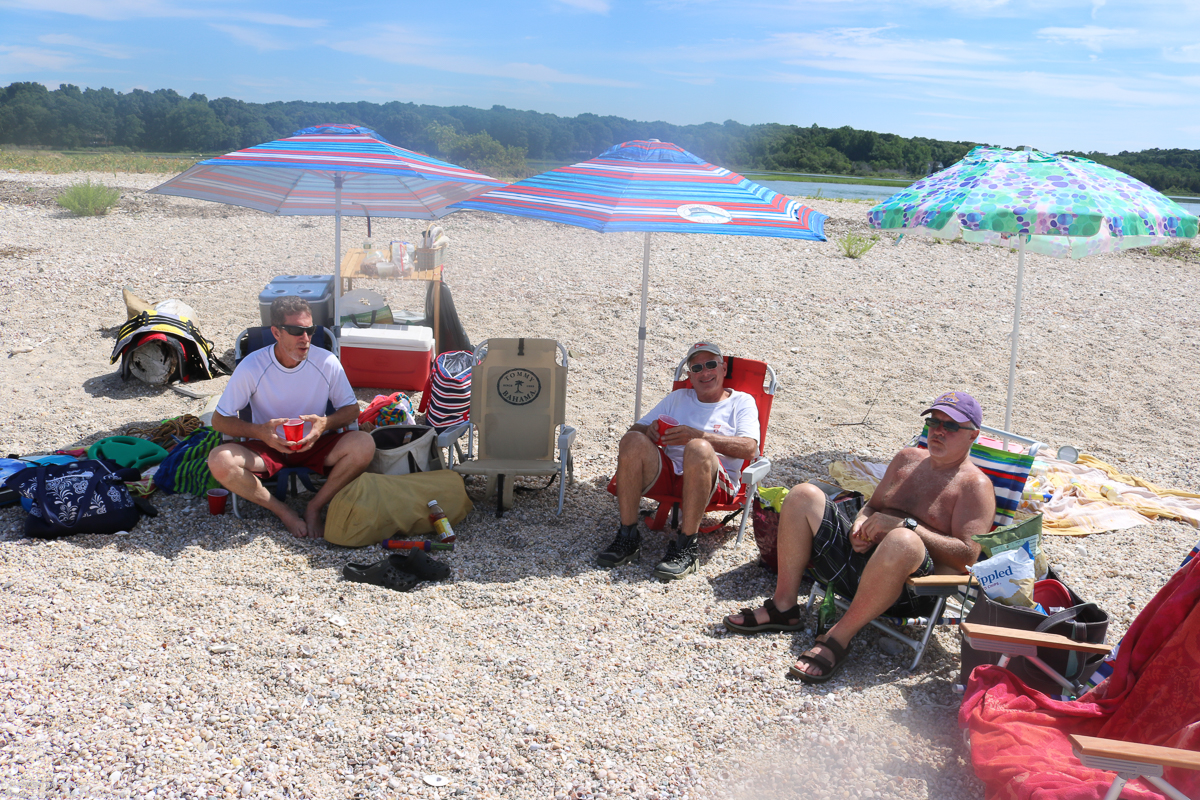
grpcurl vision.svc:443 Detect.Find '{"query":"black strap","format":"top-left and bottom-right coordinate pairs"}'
top-left (349, 310), bottom-right (380, 328)
top-left (407, 451), bottom-right (422, 474)
top-left (518, 338), bottom-right (525, 356)
top-left (1034, 605), bottom-right (1094, 641)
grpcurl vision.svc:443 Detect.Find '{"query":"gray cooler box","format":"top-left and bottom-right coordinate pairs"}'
top-left (259, 275), bottom-right (335, 327)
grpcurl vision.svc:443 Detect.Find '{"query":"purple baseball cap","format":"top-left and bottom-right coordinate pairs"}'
top-left (921, 390), bottom-right (982, 429)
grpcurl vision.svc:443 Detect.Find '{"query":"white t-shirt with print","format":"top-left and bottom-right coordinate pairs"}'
top-left (637, 388), bottom-right (760, 488)
top-left (215, 345), bottom-right (357, 441)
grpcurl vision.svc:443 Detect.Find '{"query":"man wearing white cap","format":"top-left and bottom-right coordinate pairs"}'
top-left (722, 390), bottom-right (995, 684)
top-left (599, 342), bottom-right (759, 581)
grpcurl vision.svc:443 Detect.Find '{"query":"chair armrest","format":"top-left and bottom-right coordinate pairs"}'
top-left (558, 425), bottom-right (577, 453)
top-left (907, 575), bottom-right (975, 588)
top-left (960, 622), bottom-right (1113, 655)
top-left (907, 574), bottom-right (975, 596)
top-left (437, 423), bottom-right (471, 448)
top-left (1069, 734), bottom-right (1200, 772)
top-left (741, 456), bottom-right (771, 486)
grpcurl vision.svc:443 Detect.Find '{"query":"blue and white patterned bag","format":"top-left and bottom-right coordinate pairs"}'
top-left (4, 459), bottom-right (140, 538)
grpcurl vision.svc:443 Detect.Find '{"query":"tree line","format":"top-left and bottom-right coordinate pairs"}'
top-left (1, 81), bottom-right (1197, 194)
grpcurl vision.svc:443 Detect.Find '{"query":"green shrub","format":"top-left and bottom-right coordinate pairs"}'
top-left (838, 232), bottom-right (879, 258)
top-left (56, 180), bottom-right (121, 216)
top-left (1149, 240), bottom-right (1199, 263)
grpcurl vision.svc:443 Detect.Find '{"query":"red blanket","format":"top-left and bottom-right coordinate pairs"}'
top-left (959, 557), bottom-right (1200, 800)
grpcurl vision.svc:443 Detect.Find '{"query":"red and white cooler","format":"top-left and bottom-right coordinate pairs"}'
top-left (338, 324), bottom-right (434, 391)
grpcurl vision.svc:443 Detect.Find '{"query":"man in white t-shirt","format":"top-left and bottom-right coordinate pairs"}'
top-left (599, 342), bottom-right (760, 580)
top-left (208, 297), bottom-right (375, 539)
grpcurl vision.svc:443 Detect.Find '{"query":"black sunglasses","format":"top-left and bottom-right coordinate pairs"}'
top-left (925, 417), bottom-right (976, 434)
top-left (278, 324), bottom-right (317, 337)
top-left (688, 359), bottom-right (721, 373)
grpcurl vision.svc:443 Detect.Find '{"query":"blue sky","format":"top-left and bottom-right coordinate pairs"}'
top-left (1, 0), bottom-right (1199, 154)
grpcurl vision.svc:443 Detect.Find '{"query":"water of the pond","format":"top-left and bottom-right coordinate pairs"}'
top-left (758, 181), bottom-right (1200, 220)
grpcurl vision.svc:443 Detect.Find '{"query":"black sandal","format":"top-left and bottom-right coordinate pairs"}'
top-left (393, 549), bottom-right (451, 582)
top-left (788, 634), bottom-right (852, 684)
top-left (342, 555), bottom-right (420, 592)
top-left (723, 598), bottom-right (804, 634)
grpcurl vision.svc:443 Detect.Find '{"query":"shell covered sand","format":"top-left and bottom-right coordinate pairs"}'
top-left (1, 171), bottom-right (1198, 799)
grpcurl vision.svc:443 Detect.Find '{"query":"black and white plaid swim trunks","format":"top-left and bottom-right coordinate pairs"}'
top-left (806, 493), bottom-right (937, 617)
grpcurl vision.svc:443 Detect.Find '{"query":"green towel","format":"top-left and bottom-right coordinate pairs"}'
top-left (756, 485), bottom-right (790, 513)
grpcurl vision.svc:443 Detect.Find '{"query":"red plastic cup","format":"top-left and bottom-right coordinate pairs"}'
top-left (283, 419), bottom-right (304, 449)
top-left (655, 415), bottom-right (679, 438)
top-left (207, 488), bottom-right (230, 515)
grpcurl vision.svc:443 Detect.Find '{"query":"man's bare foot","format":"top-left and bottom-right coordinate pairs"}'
top-left (303, 504), bottom-right (325, 540)
top-left (278, 508), bottom-right (309, 539)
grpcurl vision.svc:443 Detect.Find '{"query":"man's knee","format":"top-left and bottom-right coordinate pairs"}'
top-left (871, 528), bottom-right (926, 567)
top-left (208, 445), bottom-right (237, 482)
top-left (617, 430), bottom-right (656, 466)
top-left (783, 481), bottom-right (827, 514)
top-left (343, 431), bottom-right (376, 465)
top-left (681, 437), bottom-right (716, 468)
top-left (618, 429), bottom-right (652, 452)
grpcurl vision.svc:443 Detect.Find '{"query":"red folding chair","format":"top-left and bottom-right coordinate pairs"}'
top-left (607, 356), bottom-right (775, 545)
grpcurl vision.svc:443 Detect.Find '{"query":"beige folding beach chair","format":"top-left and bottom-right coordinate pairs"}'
top-left (440, 338), bottom-right (576, 515)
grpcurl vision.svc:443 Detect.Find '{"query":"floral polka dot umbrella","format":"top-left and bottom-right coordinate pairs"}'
top-left (869, 145), bottom-right (1198, 431)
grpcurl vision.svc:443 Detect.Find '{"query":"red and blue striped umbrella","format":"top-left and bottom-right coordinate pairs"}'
top-left (454, 139), bottom-right (825, 238)
top-left (453, 139), bottom-right (827, 417)
top-left (149, 124), bottom-right (504, 323)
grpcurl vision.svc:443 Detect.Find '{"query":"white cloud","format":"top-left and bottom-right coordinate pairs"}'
top-left (0, 0), bottom-right (323, 26)
top-left (210, 24), bottom-right (288, 52)
top-left (1036, 25), bottom-right (1136, 53)
top-left (555, 0), bottom-right (611, 11)
top-left (770, 27), bottom-right (1008, 67)
top-left (0, 44), bottom-right (75, 72)
top-left (328, 26), bottom-right (637, 88)
top-left (1164, 42), bottom-right (1200, 63)
top-left (37, 34), bottom-right (133, 59)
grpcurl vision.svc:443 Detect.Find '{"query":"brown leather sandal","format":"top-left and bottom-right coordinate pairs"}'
top-left (788, 634), bottom-right (852, 684)
top-left (723, 598), bottom-right (804, 634)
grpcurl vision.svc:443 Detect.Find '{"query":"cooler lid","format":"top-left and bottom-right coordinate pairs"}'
top-left (337, 324), bottom-right (434, 351)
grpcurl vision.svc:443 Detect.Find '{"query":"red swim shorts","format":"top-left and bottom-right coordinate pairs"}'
top-left (240, 432), bottom-right (348, 478)
top-left (643, 448), bottom-right (738, 505)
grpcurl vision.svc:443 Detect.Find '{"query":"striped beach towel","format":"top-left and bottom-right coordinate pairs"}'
top-left (154, 427), bottom-right (222, 496)
top-left (918, 428), bottom-right (1034, 528)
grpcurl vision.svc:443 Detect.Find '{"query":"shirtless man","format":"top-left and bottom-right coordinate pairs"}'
top-left (723, 390), bottom-right (995, 684)
top-left (208, 297), bottom-right (374, 539)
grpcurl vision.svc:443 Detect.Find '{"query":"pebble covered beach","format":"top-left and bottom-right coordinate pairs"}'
top-left (1, 171), bottom-right (1198, 799)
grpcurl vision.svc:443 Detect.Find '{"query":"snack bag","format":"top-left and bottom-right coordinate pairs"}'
top-left (972, 548), bottom-right (1037, 608)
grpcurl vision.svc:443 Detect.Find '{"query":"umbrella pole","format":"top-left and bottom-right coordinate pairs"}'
top-left (634, 232), bottom-right (652, 421)
top-left (1003, 237), bottom-right (1026, 433)
top-left (333, 174), bottom-right (344, 330)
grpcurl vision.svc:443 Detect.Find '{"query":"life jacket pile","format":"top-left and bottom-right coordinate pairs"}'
top-left (109, 311), bottom-right (231, 384)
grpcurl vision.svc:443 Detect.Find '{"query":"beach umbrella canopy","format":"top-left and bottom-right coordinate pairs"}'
top-left (453, 139), bottom-right (827, 418)
top-left (869, 145), bottom-right (1199, 431)
top-left (148, 124), bottom-right (505, 323)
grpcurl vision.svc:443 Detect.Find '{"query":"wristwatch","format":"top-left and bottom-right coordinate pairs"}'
top-left (903, 517), bottom-right (919, 531)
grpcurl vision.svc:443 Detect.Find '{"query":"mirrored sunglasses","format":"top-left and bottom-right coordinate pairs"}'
top-left (688, 359), bottom-right (721, 374)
